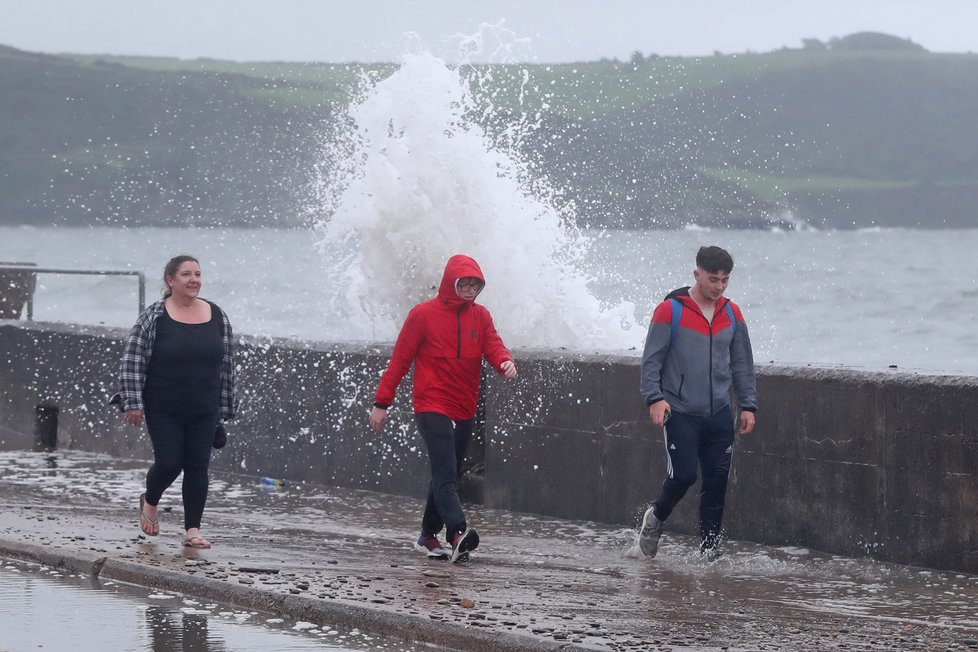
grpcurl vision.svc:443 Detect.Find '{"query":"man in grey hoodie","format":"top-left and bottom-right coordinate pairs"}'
top-left (638, 245), bottom-right (757, 559)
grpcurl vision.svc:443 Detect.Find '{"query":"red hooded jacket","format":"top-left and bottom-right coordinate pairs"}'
top-left (373, 255), bottom-right (513, 421)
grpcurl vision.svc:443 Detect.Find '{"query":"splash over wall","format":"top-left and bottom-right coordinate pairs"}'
top-left (313, 49), bottom-right (637, 350)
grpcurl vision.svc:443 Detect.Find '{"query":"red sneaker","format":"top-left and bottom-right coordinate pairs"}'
top-left (413, 533), bottom-right (449, 559)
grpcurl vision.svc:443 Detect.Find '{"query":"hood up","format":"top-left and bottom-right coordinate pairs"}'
top-left (437, 254), bottom-right (485, 306)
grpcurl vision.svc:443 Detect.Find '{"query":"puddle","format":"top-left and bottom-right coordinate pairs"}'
top-left (0, 558), bottom-right (437, 652)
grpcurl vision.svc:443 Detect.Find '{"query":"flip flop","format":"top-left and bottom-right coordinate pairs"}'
top-left (182, 535), bottom-right (212, 549)
top-left (139, 493), bottom-right (159, 536)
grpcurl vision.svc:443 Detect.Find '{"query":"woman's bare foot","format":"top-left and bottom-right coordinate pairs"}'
top-left (183, 528), bottom-right (211, 548)
top-left (139, 493), bottom-right (159, 536)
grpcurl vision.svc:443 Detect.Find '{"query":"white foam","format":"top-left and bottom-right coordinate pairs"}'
top-left (312, 49), bottom-right (637, 349)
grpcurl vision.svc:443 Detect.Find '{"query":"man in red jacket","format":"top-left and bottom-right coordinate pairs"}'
top-left (369, 254), bottom-right (517, 562)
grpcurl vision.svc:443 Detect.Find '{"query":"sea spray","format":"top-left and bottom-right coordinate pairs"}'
top-left (313, 49), bottom-right (637, 349)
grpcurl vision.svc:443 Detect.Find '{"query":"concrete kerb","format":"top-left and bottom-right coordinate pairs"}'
top-left (0, 537), bottom-right (598, 652)
top-left (0, 537), bottom-right (107, 576)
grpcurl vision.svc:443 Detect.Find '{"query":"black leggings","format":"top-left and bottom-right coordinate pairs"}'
top-left (144, 410), bottom-right (217, 530)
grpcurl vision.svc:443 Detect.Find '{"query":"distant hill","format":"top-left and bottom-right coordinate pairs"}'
top-left (516, 46), bottom-right (978, 228)
top-left (0, 48), bottom-right (345, 227)
top-left (828, 32), bottom-right (927, 51)
top-left (1, 34), bottom-right (977, 229)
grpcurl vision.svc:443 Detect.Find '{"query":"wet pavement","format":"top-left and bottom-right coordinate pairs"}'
top-left (1, 450), bottom-right (978, 651)
top-left (1, 557), bottom-right (423, 652)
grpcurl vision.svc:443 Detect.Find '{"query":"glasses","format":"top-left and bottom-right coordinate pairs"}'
top-left (457, 281), bottom-right (483, 291)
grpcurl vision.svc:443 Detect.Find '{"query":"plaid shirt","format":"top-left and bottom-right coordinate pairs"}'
top-left (110, 298), bottom-right (238, 419)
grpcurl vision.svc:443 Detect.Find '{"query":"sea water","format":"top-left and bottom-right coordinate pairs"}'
top-left (4, 224), bottom-right (976, 376)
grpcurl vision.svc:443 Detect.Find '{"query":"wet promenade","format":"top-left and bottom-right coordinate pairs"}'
top-left (1, 450), bottom-right (977, 651)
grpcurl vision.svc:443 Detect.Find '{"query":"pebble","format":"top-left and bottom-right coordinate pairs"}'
top-left (460, 598), bottom-right (476, 608)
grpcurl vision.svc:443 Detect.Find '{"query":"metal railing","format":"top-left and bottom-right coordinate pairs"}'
top-left (0, 265), bottom-right (146, 320)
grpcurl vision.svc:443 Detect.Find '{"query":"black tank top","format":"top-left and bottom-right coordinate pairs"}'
top-left (143, 303), bottom-right (223, 415)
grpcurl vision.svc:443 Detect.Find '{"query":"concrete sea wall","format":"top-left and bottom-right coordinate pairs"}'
top-left (1, 321), bottom-right (976, 573)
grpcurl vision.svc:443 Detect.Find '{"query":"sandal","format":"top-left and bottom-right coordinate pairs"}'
top-left (183, 535), bottom-right (212, 549)
top-left (139, 493), bottom-right (159, 536)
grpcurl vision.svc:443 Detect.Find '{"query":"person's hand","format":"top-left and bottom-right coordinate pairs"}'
top-left (369, 406), bottom-right (388, 432)
top-left (500, 360), bottom-right (517, 378)
top-left (738, 410), bottom-right (756, 434)
top-left (124, 409), bottom-right (144, 427)
top-left (648, 401), bottom-right (670, 428)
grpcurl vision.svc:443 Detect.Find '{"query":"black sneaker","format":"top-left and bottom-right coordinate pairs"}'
top-left (638, 507), bottom-right (664, 558)
top-left (699, 539), bottom-right (723, 562)
top-left (450, 528), bottom-right (480, 563)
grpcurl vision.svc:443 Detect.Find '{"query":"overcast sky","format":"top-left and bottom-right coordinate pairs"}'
top-left (2, 1), bottom-right (977, 63)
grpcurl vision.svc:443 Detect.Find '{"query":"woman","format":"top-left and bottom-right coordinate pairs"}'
top-left (111, 255), bottom-right (236, 548)
top-left (369, 254), bottom-right (517, 563)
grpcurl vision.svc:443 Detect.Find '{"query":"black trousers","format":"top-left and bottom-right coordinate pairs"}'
top-left (415, 412), bottom-right (474, 540)
top-left (652, 404), bottom-right (736, 546)
top-left (144, 410), bottom-right (217, 530)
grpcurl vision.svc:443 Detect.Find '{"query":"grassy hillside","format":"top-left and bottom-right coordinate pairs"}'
top-left (514, 49), bottom-right (978, 227)
top-left (3, 39), bottom-right (977, 229)
top-left (0, 47), bottom-right (342, 226)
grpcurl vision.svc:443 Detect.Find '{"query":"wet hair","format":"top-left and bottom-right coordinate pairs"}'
top-left (696, 246), bottom-right (734, 274)
top-left (162, 255), bottom-right (199, 296)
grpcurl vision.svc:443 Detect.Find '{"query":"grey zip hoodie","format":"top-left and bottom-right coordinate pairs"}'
top-left (640, 287), bottom-right (757, 417)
